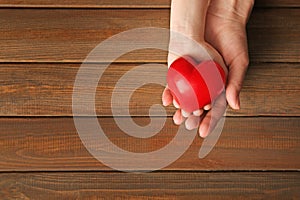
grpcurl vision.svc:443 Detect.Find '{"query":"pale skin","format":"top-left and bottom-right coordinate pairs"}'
top-left (162, 0), bottom-right (254, 138)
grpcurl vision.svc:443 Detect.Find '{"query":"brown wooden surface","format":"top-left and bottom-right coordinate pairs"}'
top-left (0, 2), bottom-right (299, 199)
top-left (0, 172), bottom-right (299, 199)
top-left (0, 8), bottom-right (299, 63)
top-left (0, 0), bottom-right (299, 8)
top-left (0, 117), bottom-right (298, 171)
top-left (0, 63), bottom-right (299, 117)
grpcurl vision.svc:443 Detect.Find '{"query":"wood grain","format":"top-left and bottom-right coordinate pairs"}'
top-left (0, 117), bottom-right (298, 171)
top-left (0, 9), bottom-right (299, 63)
top-left (0, 0), bottom-right (299, 8)
top-left (0, 172), bottom-right (299, 199)
top-left (0, 2), bottom-right (298, 199)
top-left (255, 0), bottom-right (300, 7)
top-left (0, 63), bottom-right (299, 117)
top-left (0, 0), bottom-right (171, 8)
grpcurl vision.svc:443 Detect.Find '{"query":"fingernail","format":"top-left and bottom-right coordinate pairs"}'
top-left (173, 119), bottom-right (179, 125)
top-left (204, 105), bottom-right (211, 111)
top-left (199, 127), bottom-right (207, 138)
top-left (162, 100), bottom-right (167, 107)
top-left (193, 109), bottom-right (203, 116)
top-left (173, 116), bottom-right (178, 125)
top-left (173, 112), bottom-right (182, 125)
top-left (185, 116), bottom-right (200, 131)
top-left (235, 97), bottom-right (241, 110)
top-left (173, 99), bottom-right (180, 109)
top-left (185, 119), bottom-right (196, 131)
top-left (181, 110), bottom-right (191, 118)
top-left (174, 118), bottom-right (182, 125)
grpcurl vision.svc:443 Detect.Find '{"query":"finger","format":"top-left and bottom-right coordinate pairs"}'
top-left (173, 99), bottom-right (180, 109)
top-left (162, 87), bottom-right (173, 106)
top-left (199, 93), bottom-right (227, 138)
top-left (193, 109), bottom-right (204, 116)
top-left (185, 115), bottom-right (200, 131)
top-left (173, 109), bottom-right (184, 125)
top-left (203, 104), bottom-right (212, 111)
top-left (226, 52), bottom-right (249, 110)
top-left (181, 109), bottom-right (191, 118)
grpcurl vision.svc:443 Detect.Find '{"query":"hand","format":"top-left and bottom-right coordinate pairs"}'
top-left (163, 38), bottom-right (228, 138)
top-left (163, 0), bottom-right (228, 138)
top-left (205, 0), bottom-right (254, 110)
top-left (162, 0), bottom-right (254, 138)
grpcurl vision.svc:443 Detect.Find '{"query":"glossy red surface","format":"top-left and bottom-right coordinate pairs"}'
top-left (167, 56), bottom-right (226, 112)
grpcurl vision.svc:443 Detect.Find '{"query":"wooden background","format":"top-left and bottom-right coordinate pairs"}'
top-left (0, 0), bottom-right (299, 199)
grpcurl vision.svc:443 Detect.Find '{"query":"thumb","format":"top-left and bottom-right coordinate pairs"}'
top-left (226, 52), bottom-right (249, 110)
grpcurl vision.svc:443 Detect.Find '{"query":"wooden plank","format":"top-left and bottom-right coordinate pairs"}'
top-left (0, 0), bottom-right (171, 8)
top-left (255, 0), bottom-right (300, 7)
top-left (0, 117), bottom-right (298, 171)
top-left (0, 172), bottom-right (299, 199)
top-left (0, 0), bottom-right (299, 8)
top-left (0, 63), bottom-right (299, 117)
top-left (247, 8), bottom-right (300, 63)
top-left (0, 9), bottom-right (299, 63)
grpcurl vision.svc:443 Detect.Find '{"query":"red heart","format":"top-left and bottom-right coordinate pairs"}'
top-left (167, 56), bottom-right (226, 112)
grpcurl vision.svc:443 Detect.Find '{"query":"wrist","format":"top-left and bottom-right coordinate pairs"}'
top-left (170, 25), bottom-right (205, 43)
top-left (208, 0), bottom-right (254, 25)
top-left (170, 0), bottom-right (211, 42)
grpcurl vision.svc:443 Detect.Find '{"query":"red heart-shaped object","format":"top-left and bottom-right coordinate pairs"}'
top-left (167, 56), bottom-right (226, 112)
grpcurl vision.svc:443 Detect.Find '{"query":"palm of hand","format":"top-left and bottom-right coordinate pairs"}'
top-left (205, 7), bottom-right (249, 72)
top-left (205, 3), bottom-right (251, 110)
top-left (163, 1), bottom-right (252, 137)
top-left (164, 37), bottom-right (228, 137)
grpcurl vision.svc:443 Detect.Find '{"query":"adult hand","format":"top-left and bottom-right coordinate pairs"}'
top-left (162, 0), bottom-right (254, 138)
top-left (162, 0), bottom-right (228, 138)
top-left (206, 0), bottom-right (254, 110)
